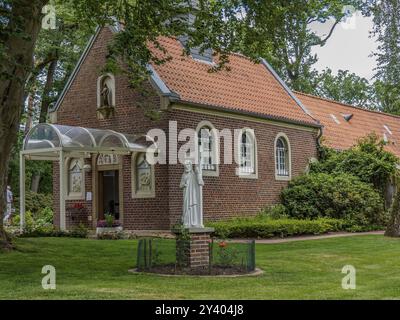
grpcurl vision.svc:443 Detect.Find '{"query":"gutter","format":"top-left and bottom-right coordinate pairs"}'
top-left (173, 99), bottom-right (323, 130)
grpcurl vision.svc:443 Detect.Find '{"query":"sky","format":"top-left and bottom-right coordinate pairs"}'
top-left (310, 11), bottom-right (378, 81)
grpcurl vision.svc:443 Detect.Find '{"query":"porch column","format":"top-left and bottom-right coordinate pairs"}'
top-left (19, 152), bottom-right (25, 232)
top-left (59, 151), bottom-right (66, 231)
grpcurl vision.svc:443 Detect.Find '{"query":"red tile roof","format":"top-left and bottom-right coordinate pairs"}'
top-left (296, 92), bottom-right (400, 157)
top-left (150, 37), bottom-right (319, 127)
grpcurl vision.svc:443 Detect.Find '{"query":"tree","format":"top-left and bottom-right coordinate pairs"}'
top-left (0, 0), bottom-right (48, 249)
top-left (369, 0), bottom-right (400, 114)
top-left (385, 177), bottom-right (400, 237)
top-left (315, 68), bottom-right (376, 108)
top-left (242, 0), bottom-right (365, 92)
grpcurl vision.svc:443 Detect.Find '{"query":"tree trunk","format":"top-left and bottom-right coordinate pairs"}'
top-left (31, 174), bottom-right (41, 193)
top-left (385, 177), bottom-right (400, 237)
top-left (39, 58), bottom-right (57, 123)
top-left (0, 0), bottom-right (48, 250)
top-left (24, 91), bottom-right (36, 137)
top-left (32, 55), bottom-right (58, 194)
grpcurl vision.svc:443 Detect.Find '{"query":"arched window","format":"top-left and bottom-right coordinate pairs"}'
top-left (275, 134), bottom-right (291, 179)
top-left (237, 129), bottom-right (257, 178)
top-left (132, 153), bottom-right (155, 198)
top-left (67, 158), bottom-right (84, 198)
top-left (197, 121), bottom-right (219, 176)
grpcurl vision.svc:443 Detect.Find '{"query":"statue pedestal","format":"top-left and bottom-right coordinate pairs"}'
top-left (173, 227), bottom-right (214, 269)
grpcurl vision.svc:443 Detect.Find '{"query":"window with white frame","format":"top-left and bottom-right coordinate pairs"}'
top-left (198, 125), bottom-right (216, 171)
top-left (68, 158), bottom-right (84, 198)
top-left (239, 130), bottom-right (256, 175)
top-left (132, 153), bottom-right (155, 198)
top-left (275, 136), bottom-right (290, 177)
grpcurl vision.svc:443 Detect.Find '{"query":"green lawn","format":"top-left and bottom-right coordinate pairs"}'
top-left (1, 235), bottom-right (400, 299)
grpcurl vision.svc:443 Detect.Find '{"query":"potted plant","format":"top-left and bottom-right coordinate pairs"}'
top-left (96, 213), bottom-right (122, 235)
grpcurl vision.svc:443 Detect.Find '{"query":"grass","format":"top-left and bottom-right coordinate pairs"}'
top-left (1, 235), bottom-right (400, 299)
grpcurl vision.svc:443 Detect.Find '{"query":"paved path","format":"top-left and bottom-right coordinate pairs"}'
top-left (229, 231), bottom-right (384, 244)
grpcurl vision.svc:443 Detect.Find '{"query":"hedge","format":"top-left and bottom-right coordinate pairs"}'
top-left (207, 218), bottom-right (347, 239)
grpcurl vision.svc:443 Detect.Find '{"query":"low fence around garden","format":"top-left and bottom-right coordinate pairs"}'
top-left (136, 238), bottom-right (255, 275)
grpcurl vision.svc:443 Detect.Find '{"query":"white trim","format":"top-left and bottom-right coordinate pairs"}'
top-left (131, 152), bottom-right (156, 198)
top-left (59, 151), bottom-right (66, 230)
top-left (196, 120), bottom-right (219, 177)
top-left (235, 128), bottom-right (258, 179)
top-left (172, 104), bottom-right (318, 132)
top-left (274, 132), bottom-right (292, 181)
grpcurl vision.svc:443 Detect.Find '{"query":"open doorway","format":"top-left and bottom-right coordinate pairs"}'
top-left (98, 170), bottom-right (120, 220)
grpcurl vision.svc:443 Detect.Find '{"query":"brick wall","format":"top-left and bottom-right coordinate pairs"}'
top-left (165, 108), bottom-right (318, 227)
top-left (53, 26), bottom-right (318, 231)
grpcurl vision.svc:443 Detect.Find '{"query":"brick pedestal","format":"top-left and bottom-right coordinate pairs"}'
top-left (173, 227), bottom-right (214, 269)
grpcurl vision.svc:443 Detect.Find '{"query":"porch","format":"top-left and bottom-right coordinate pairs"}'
top-left (20, 123), bottom-right (156, 231)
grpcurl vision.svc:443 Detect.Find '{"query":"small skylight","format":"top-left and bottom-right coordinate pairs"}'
top-left (383, 125), bottom-right (392, 135)
top-left (342, 113), bottom-right (353, 122)
top-left (330, 114), bottom-right (340, 124)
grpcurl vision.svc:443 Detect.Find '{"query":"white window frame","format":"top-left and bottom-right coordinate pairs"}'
top-left (196, 121), bottom-right (219, 177)
top-left (236, 128), bottom-right (258, 179)
top-left (66, 158), bottom-right (85, 200)
top-left (131, 152), bottom-right (155, 198)
top-left (274, 133), bottom-right (291, 181)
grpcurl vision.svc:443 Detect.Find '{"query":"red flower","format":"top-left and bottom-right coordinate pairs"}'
top-left (72, 202), bottom-right (84, 209)
top-left (218, 241), bottom-right (227, 248)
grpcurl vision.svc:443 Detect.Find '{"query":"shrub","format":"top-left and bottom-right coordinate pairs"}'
top-left (281, 173), bottom-right (386, 226)
top-left (208, 218), bottom-right (347, 239)
top-left (12, 206), bottom-right (54, 231)
top-left (69, 223), bottom-right (89, 238)
top-left (14, 191), bottom-right (53, 217)
top-left (311, 134), bottom-right (398, 196)
top-left (258, 204), bottom-right (288, 220)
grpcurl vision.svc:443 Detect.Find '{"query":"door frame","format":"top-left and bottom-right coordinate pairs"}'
top-left (92, 155), bottom-right (124, 228)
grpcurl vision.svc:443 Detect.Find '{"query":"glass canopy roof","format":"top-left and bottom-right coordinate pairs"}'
top-left (23, 124), bottom-right (151, 152)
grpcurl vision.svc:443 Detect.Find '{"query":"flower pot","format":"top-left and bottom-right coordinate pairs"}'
top-left (96, 226), bottom-right (123, 235)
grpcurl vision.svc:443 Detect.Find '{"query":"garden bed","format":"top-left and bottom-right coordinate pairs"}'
top-left (130, 265), bottom-right (263, 277)
top-left (129, 265), bottom-right (264, 277)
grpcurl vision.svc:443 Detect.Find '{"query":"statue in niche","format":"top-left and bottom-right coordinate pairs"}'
top-left (100, 78), bottom-right (112, 107)
top-left (180, 160), bottom-right (204, 228)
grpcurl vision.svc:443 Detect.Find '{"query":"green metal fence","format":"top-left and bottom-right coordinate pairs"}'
top-left (136, 238), bottom-right (256, 273)
top-left (209, 239), bottom-right (256, 272)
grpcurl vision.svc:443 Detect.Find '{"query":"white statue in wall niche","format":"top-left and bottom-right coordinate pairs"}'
top-left (180, 160), bottom-right (204, 228)
top-left (100, 78), bottom-right (112, 107)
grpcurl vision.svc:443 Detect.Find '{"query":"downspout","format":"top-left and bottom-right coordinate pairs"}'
top-left (316, 125), bottom-right (324, 160)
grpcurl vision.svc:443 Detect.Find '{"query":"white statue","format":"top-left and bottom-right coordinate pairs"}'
top-left (180, 160), bottom-right (204, 228)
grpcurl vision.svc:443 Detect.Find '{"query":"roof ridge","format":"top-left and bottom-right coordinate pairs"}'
top-left (294, 91), bottom-right (400, 120)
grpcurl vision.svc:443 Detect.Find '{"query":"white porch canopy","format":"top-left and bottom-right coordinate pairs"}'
top-left (20, 123), bottom-right (153, 231)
